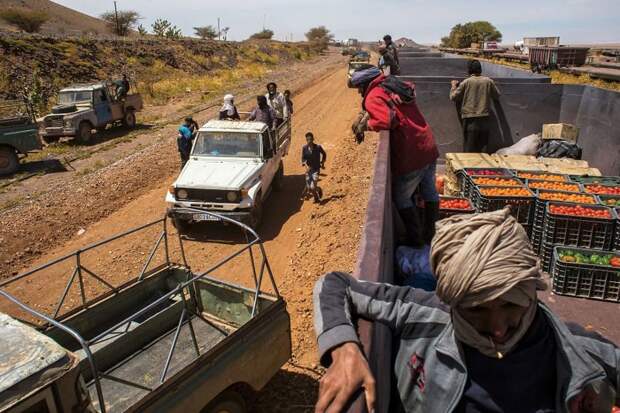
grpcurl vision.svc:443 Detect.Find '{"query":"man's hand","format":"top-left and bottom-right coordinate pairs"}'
top-left (315, 342), bottom-right (376, 413)
top-left (451, 80), bottom-right (459, 88)
top-left (321, 162), bottom-right (326, 170)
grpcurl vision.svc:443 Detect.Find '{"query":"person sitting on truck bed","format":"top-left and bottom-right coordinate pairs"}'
top-left (219, 94), bottom-right (240, 121)
top-left (350, 67), bottom-right (440, 247)
top-left (313, 208), bottom-right (620, 413)
top-left (249, 95), bottom-right (276, 129)
top-left (450, 59), bottom-right (501, 153)
top-left (177, 118), bottom-right (195, 169)
top-left (115, 74), bottom-right (130, 100)
top-left (265, 82), bottom-right (289, 127)
top-left (302, 132), bottom-right (326, 203)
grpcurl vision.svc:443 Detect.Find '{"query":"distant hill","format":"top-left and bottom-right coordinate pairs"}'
top-left (0, 0), bottom-right (110, 35)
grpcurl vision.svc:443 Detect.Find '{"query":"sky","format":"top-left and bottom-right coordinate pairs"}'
top-left (54, 0), bottom-right (620, 44)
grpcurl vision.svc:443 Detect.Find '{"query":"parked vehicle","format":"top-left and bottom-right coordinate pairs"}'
top-left (40, 82), bottom-right (143, 144)
top-left (0, 100), bottom-right (41, 175)
top-left (529, 46), bottom-right (590, 72)
top-left (0, 213), bottom-right (291, 413)
top-left (166, 119), bottom-right (292, 230)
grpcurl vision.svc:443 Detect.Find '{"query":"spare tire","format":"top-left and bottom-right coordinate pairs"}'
top-left (51, 104), bottom-right (77, 114)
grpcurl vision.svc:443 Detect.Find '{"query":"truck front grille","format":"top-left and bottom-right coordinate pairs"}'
top-left (177, 188), bottom-right (238, 203)
top-left (45, 116), bottom-right (64, 128)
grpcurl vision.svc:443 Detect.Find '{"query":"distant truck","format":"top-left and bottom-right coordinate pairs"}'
top-left (166, 119), bottom-right (291, 230)
top-left (0, 213), bottom-right (291, 413)
top-left (41, 82), bottom-right (143, 144)
top-left (0, 100), bottom-right (41, 175)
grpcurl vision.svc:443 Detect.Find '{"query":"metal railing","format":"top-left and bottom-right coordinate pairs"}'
top-left (0, 209), bottom-right (278, 413)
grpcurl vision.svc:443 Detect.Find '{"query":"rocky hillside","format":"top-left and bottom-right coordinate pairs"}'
top-left (0, 0), bottom-right (110, 35)
top-left (0, 33), bottom-right (318, 109)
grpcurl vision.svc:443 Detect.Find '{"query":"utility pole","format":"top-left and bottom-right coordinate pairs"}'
top-left (217, 18), bottom-right (221, 41)
top-left (113, 1), bottom-right (120, 36)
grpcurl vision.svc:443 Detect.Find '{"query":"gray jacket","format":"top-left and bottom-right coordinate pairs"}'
top-left (313, 272), bottom-right (619, 412)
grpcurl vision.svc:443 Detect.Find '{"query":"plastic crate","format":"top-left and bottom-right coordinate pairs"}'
top-left (541, 202), bottom-right (617, 251)
top-left (531, 190), bottom-right (598, 253)
top-left (464, 175), bottom-right (523, 200)
top-left (615, 208), bottom-right (620, 252)
top-left (583, 184), bottom-right (620, 196)
top-left (550, 246), bottom-right (620, 302)
top-left (473, 186), bottom-right (535, 227)
top-left (515, 171), bottom-right (568, 182)
top-left (439, 196), bottom-right (475, 220)
top-left (463, 168), bottom-right (513, 177)
top-left (596, 195), bottom-right (620, 208)
top-left (526, 179), bottom-right (582, 193)
top-left (569, 175), bottom-right (620, 186)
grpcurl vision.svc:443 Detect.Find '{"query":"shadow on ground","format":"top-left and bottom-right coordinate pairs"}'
top-left (251, 368), bottom-right (319, 413)
top-left (179, 174), bottom-right (306, 243)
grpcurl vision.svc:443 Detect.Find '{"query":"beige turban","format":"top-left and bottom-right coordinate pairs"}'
top-left (430, 207), bottom-right (548, 358)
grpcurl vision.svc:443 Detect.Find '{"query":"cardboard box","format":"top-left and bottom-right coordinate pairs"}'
top-left (541, 157), bottom-right (589, 168)
top-left (542, 123), bottom-right (579, 143)
top-left (546, 166), bottom-right (601, 176)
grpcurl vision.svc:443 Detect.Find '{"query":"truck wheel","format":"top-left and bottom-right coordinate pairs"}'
top-left (0, 146), bottom-right (19, 175)
top-left (172, 217), bottom-right (190, 233)
top-left (202, 390), bottom-right (246, 413)
top-left (123, 110), bottom-right (136, 128)
top-left (273, 162), bottom-right (284, 191)
top-left (76, 122), bottom-right (92, 144)
top-left (249, 194), bottom-right (263, 230)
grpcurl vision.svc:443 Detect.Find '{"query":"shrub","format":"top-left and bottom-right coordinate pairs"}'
top-left (100, 10), bottom-right (140, 36)
top-left (250, 29), bottom-right (274, 40)
top-left (194, 25), bottom-right (218, 40)
top-left (0, 8), bottom-right (49, 33)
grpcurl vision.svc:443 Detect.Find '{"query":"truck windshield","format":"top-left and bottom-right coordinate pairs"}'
top-left (193, 132), bottom-right (261, 157)
top-left (58, 91), bottom-right (93, 104)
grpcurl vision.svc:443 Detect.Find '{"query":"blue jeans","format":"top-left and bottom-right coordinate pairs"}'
top-left (393, 161), bottom-right (439, 209)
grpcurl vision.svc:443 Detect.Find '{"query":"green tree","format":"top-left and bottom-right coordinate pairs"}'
top-left (194, 25), bottom-right (218, 40)
top-left (0, 8), bottom-right (48, 33)
top-left (100, 10), bottom-right (140, 36)
top-left (151, 18), bottom-right (182, 39)
top-left (137, 24), bottom-right (148, 36)
top-left (305, 26), bottom-right (334, 51)
top-left (441, 21), bottom-right (502, 48)
top-left (250, 29), bottom-right (274, 40)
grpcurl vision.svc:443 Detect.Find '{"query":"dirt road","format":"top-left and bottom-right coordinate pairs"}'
top-left (2, 64), bottom-right (379, 411)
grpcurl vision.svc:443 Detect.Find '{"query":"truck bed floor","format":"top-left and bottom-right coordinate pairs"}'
top-left (88, 315), bottom-right (229, 412)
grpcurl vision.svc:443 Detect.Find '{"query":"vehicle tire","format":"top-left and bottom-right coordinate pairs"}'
top-left (172, 217), bottom-right (190, 233)
top-left (249, 193), bottom-right (263, 230)
top-left (123, 110), bottom-right (136, 128)
top-left (0, 146), bottom-right (19, 175)
top-left (76, 122), bottom-right (92, 144)
top-left (202, 390), bottom-right (246, 413)
top-left (42, 135), bottom-right (61, 145)
top-left (273, 162), bottom-right (284, 191)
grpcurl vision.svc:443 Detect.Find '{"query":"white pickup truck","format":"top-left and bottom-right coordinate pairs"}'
top-left (166, 119), bottom-right (291, 230)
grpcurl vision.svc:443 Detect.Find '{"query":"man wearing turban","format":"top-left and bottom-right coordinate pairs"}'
top-left (313, 208), bottom-right (619, 413)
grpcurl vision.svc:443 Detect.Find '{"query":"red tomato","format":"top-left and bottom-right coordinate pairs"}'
top-left (440, 198), bottom-right (472, 210)
top-left (549, 204), bottom-right (612, 219)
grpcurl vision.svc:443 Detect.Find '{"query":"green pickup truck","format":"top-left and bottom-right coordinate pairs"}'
top-left (0, 211), bottom-right (291, 413)
top-left (0, 100), bottom-right (41, 175)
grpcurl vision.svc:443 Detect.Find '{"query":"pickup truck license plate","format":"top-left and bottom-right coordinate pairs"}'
top-left (193, 213), bottom-right (221, 222)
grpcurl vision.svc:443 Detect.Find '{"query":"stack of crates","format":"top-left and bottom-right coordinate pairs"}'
top-left (550, 246), bottom-right (620, 302)
top-left (531, 189), bottom-right (598, 253)
top-left (459, 168), bottom-right (513, 199)
top-left (539, 202), bottom-right (617, 271)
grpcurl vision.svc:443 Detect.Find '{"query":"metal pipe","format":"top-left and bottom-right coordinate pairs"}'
top-left (76, 252), bottom-right (87, 306)
top-left (251, 259), bottom-right (267, 317)
top-left (0, 290), bottom-right (107, 413)
top-left (81, 266), bottom-right (117, 292)
top-left (1, 219), bottom-right (164, 287)
top-left (138, 232), bottom-right (165, 281)
top-left (52, 266), bottom-right (79, 319)
top-left (181, 292), bottom-right (200, 357)
top-left (160, 307), bottom-right (186, 383)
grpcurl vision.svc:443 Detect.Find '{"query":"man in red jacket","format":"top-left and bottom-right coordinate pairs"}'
top-left (351, 67), bottom-right (440, 246)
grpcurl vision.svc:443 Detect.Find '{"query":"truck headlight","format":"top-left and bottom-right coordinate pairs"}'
top-left (226, 191), bottom-right (240, 202)
top-left (177, 189), bottom-right (188, 200)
